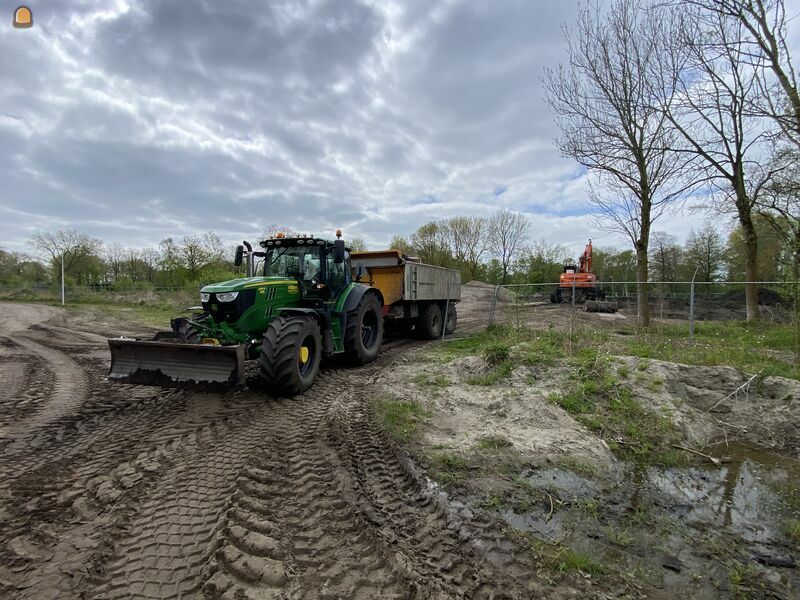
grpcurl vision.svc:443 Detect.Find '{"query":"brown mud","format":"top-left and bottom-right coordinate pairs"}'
top-left (0, 302), bottom-right (594, 599)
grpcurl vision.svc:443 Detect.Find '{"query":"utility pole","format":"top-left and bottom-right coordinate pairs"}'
top-left (61, 252), bottom-right (65, 306)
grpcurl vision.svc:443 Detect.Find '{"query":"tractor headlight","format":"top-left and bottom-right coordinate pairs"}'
top-left (216, 291), bottom-right (239, 303)
top-left (200, 292), bottom-right (210, 303)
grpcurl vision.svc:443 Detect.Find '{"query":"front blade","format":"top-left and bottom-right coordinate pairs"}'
top-left (108, 338), bottom-right (245, 387)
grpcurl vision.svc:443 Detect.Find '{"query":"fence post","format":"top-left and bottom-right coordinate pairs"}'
top-left (489, 284), bottom-right (500, 325)
top-left (442, 279), bottom-right (451, 342)
top-left (61, 253), bottom-right (65, 306)
top-left (571, 276), bottom-right (576, 308)
top-left (689, 267), bottom-right (698, 344)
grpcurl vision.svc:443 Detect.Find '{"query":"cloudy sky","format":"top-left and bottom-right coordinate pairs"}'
top-left (0, 0), bottom-right (754, 256)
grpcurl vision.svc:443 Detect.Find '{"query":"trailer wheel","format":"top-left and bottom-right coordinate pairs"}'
top-left (259, 315), bottom-right (321, 396)
top-left (417, 303), bottom-right (443, 339)
top-left (444, 304), bottom-right (457, 335)
top-left (344, 292), bottom-right (383, 365)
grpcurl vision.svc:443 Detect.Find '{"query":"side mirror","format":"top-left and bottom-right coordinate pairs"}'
top-left (234, 245), bottom-right (244, 267)
top-left (333, 239), bottom-right (345, 264)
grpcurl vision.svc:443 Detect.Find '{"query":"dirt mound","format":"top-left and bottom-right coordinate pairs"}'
top-left (627, 357), bottom-right (800, 454)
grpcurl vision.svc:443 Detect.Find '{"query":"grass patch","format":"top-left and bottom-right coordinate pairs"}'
top-left (785, 519), bottom-right (800, 543)
top-left (412, 373), bottom-right (451, 388)
top-left (482, 341), bottom-right (510, 365)
top-left (617, 320), bottom-right (800, 381)
top-left (556, 548), bottom-right (604, 575)
top-left (428, 450), bottom-right (471, 488)
top-left (466, 361), bottom-right (513, 385)
top-left (603, 525), bottom-right (634, 548)
top-left (549, 349), bottom-right (687, 464)
top-left (476, 434), bottom-right (514, 451)
top-left (372, 396), bottom-right (426, 442)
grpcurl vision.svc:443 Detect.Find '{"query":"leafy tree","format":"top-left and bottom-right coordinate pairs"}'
top-left (30, 229), bottom-right (103, 285)
top-left (684, 224), bottom-right (727, 282)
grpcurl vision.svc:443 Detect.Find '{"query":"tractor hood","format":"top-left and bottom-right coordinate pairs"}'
top-left (201, 276), bottom-right (295, 293)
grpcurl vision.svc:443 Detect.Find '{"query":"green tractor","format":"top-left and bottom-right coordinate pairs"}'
top-left (108, 232), bottom-right (385, 396)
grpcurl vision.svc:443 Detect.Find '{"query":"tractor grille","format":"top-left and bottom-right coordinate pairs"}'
top-left (202, 289), bottom-right (257, 323)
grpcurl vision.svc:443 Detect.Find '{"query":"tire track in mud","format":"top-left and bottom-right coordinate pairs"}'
top-left (1, 303), bottom-right (556, 600)
top-left (0, 333), bottom-right (88, 451)
top-left (202, 351), bottom-right (550, 599)
top-left (90, 349), bottom-right (417, 600)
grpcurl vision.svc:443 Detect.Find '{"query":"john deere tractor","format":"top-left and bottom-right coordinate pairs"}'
top-left (108, 232), bottom-right (384, 396)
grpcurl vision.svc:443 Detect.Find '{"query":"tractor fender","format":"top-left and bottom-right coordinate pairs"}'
top-left (337, 285), bottom-right (384, 343)
top-left (341, 284), bottom-right (384, 315)
top-left (276, 308), bottom-right (333, 354)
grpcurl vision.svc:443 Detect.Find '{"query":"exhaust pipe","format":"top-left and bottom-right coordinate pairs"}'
top-left (243, 241), bottom-right (254, 277)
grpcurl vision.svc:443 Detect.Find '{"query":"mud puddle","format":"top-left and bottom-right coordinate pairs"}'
top-left (500, 443), bottom-right (799, 598)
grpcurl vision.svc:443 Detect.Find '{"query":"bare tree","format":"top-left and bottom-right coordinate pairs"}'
top-left (659, 2), bottom-right (777, 320)
top-left (649, 232), bottom-right (683, 285)
top-left (686, 1), bottom-right (800, 148)
top-left (543, 0), bottom-right (692, 326)
top-left (488, 209), bottom-right (530, 284)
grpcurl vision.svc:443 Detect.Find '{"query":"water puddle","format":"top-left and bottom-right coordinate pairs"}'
top-left (502, 443), bottom-right (799, 598)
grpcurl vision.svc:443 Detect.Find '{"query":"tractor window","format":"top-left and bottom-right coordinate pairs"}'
top-left (264, 246), bottom-right (321, 282)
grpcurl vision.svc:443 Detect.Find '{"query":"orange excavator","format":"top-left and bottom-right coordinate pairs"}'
top-left (550, 239), bottom-right (605, 304)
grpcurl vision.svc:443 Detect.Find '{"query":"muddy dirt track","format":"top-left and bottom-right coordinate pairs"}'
top-left (0, 303), bottom-right (573, 600)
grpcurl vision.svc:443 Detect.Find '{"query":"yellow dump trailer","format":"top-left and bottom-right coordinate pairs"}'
top-left (350, 250), bottom-right (460, 338)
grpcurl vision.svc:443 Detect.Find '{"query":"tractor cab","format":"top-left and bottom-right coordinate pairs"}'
top-left (256, 231), bottom-right (350, 302)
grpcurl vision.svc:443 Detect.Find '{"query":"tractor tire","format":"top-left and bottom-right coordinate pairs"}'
top-left (343, 292), bottom-right (384, 365)
top-left (417, 303), bottom-right (443, 340)
top-left (259, 315), bottom-right (322, 396)
top-left (444, 304), bottom-right (457, 335)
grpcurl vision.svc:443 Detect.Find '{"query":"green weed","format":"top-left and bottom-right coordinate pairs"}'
top-left (557, 548), bottom-right (604, 575)
top-left (372, 396), bottom-right (426, 442)
top-left (467, 361), bottom-right (513, 385)
top-left (476, 434), bottom-right (514, 451)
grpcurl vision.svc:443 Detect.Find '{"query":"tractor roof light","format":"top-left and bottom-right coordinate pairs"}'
top-left (275, 232), bottom-right (286, 239)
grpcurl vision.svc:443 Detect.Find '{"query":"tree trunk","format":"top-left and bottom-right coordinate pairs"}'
top-left (636, 242), bottom-right (650, 328)
top-left (737, 201), bottom-right (759, 322)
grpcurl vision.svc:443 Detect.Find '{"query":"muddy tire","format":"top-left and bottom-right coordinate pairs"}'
top-left (259, 315), bottom-right (322, 396)
top-left (444, 304), bottom-right (457, 335)
top-left (343, 293), bottom-right (383, 365)
top-left (417, 303), bottom-right (443, 339)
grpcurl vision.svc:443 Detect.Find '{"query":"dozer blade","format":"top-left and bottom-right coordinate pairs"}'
top-left (108, 338), bottom-right (246, 388)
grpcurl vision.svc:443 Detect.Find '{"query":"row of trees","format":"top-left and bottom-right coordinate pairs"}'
top-left (0, 230), bottom-right (236, 289)
top-left (544, 0), bottom-right (800, 325)
top-left (391, 213), bottom-right (795, 287)
top-left (0, 212), bottom-right (792, 292)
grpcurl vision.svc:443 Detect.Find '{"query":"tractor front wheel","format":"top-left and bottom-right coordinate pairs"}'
top-left (344, 293), bottom-right (384, 365)
top-left (259, 315), bottom-right (321, 396)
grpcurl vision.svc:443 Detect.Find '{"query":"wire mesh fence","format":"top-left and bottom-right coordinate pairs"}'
top-left (450, 279), bottom-right (800, 357)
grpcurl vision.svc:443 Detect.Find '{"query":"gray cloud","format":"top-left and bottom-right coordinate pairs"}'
top-left (1, 0), bottom-right (616, 257)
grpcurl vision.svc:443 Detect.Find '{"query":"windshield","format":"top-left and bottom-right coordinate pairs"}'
top-left (264, 246), bottom-right (322, 280)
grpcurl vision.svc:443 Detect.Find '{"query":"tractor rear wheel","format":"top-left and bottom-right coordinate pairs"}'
top-left (344, 293), bottom-right (383, 365)
top-left (417, 303), bottom-right (443, 339)
top-left (444, 304), bottom-right (457, 335)
top-left (259, 315), bottom-right (321, 396)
